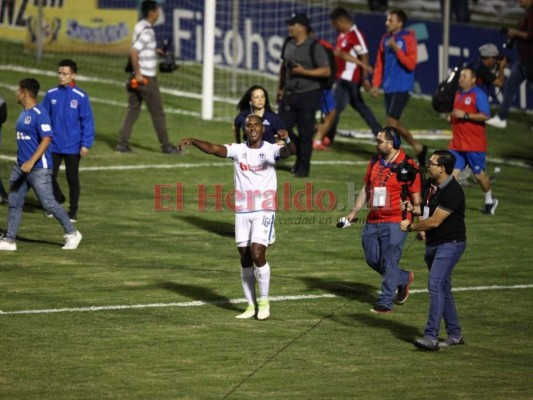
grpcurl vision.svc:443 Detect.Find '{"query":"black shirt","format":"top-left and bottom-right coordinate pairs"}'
top-left (423, 176), bottom-right (466, 246)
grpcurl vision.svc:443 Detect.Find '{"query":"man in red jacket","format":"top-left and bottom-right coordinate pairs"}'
top-left (372, 9), bottom-right (427, 166)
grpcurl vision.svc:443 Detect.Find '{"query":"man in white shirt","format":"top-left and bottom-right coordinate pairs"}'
top-left (179, 114), bottom-right (295, 320)
top-left (116, 0), bottom-right (179, 154)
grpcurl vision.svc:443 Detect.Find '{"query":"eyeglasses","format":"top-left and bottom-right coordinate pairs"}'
top-left (426, 161), bottom-right (440, 167)
top-left (375, 140), bottom-right (392, 145)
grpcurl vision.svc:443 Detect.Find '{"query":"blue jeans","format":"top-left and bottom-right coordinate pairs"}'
top-left (423, 240), bottom-right (467, 339)
top-left (328, 79), bottom-right (382, 141)
top-left (362, 222), bottom-right (410, 309)
top-left (498, 61), bottom-right (532, 120)
top-left (6, 164), bottom-right (75, 240)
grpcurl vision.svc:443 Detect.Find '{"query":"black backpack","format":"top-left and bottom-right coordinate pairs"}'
top-left (432, 65), bottom-right (460, 113)
top-left (281, 37), bottom-right (337, 90)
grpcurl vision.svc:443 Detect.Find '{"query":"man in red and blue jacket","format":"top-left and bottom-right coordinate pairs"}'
top-left (42, 59), bottom-right (94, 222)
top-left (372, 9), bottom-right (427, 166)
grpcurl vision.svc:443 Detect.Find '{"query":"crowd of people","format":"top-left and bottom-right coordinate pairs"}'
top-left (0, 1), bottom-right (531, 349)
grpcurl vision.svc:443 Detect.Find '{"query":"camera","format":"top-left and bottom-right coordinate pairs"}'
top-left (159, 59), bottom-right (178, 73)
top-left (159, 39), bottom-right (179, 73)
top-left (395, 160), bottom-right (417, 183)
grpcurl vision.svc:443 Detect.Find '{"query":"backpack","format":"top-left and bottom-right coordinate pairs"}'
top-left (431, 65), bottom-right (460, 113)
top-left (281, 37), bottom-right (337, 90)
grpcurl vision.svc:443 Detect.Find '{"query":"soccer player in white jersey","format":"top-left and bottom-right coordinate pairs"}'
top-left (179, 114), bottom-right (296, 320)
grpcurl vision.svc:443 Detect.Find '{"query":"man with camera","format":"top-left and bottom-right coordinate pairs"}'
top-left (116, 0), bottom-right (180, 154)
top-left (487, 0), bottom-right (533, 129)
top-left (472, 43), bottom-right (508, 98)
top-left (277, 13), bottom-right (331, 178)
top-left (343, 127), bottom-right (421, 314)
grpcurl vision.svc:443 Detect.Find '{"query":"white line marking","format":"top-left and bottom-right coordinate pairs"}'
top-left (0, 284), bottom-right (531, 316)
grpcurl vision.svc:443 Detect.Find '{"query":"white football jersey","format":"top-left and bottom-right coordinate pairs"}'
top-left (225, 142), bottom-right (282, 213)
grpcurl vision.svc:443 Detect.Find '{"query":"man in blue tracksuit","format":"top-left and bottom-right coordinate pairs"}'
top-left (42, 59), bottom-right (94, 222)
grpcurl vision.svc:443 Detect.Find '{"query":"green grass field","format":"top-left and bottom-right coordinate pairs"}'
top-left (1, 65), bottom-right (532, 399)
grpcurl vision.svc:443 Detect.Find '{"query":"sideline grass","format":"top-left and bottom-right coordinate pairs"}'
top-left (0, 69), bottom-right (532, 399)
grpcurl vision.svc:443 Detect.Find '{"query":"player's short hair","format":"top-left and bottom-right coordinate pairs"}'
top-left (58, 59), bottom-right (77, 73)
top-left (389, 9), bottom-right (407, 25)
top-left (433, 150), bottom-right (456, 175)
top-left (461, 67), bottom-right (477, 79)
top-left (245, 114), bottom-right (263, 124)
top-left (141, 0), bottom-right (158, 19)
top-left (19, 78), bottom-right (40, 99)
top-left (330, 7), bottom-right (352, 21)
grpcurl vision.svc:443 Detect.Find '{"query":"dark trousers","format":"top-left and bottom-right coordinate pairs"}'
top-left (51, 153), bottom-right (80, 214)
top-left (328, 79), bottom-right (382, 142)
top-left (278, 89), bottom-right (321, 177)
top-left (118, 76), bottom-right (172, 150)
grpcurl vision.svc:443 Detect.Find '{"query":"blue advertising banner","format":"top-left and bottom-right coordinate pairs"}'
top-left (99, 0), bottom-right (532, 110)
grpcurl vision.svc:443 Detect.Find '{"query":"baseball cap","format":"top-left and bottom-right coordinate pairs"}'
top-left (286, 13), bottom-right (311, 28)
top-left (479, 43), bottom-right (499, 58)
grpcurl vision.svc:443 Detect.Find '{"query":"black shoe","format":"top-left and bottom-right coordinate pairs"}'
top-left (417, 145), bottom-right (428, 167)
top-left (162, 145), bottom-right (183, 155)
top-left (0, 195), bottom-right (7, 205)
top-left (413, 336), bottom-right (439, 351)
top-left (68, 212), bottom-right (77, 223)
top-left (482, 198), bottom-right (498, 215)
top-left (115, 144), bottom-right (133, 153)
top-left (395, 271), bottom-right (414, 305)
top-left (370, 305), bottom-right (393, 314)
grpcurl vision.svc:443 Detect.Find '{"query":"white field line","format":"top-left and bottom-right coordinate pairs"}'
top-left (0, 157), bottom-right (529, 171)
top-left (0, 284), bottom-right (531, 316)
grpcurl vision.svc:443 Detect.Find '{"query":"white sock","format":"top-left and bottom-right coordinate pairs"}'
top-left (240, 267), bottom-right (256, 306)
top-left (484, 190), bottom-right (493, 204)
top-left (255, 263), bottom-right (271, 300)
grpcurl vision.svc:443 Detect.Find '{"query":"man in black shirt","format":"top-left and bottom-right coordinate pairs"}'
top-left (400, 150), bottom-right (467, 351)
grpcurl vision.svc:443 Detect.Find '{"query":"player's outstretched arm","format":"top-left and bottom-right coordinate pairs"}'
top-left (179, 138), bottom-right (228, 158)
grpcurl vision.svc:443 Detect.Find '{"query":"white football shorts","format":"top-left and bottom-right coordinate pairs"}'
top-left (235, 211), bottom-right (276, 247)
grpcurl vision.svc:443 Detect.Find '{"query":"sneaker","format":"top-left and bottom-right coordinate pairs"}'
top-left (482, 198), bottom-right (499, 215)
top-left (370, 305), bottom-right (393, 314)
top-left (257, 299), bottom-right (270, 320)
top-left (62, 230), bottom-right (82, 250)
top-left (438, 336), bottom-right (465, 348)
top-left (395, 271), bottom-right (414, 305)
top-left (486, 115), bottom-right (507, 129)
top-left (0, 237), bottom-right (17, 251)
top-left (235, 304), bottom-right (256, 319)
top-left (313, 140), bottom-right (326, 150)
top-left (413, 336), bottom-right (439, 351)
top-left (44, 211), bottom-right (54, 218)
top-left (68, 212), bottom-right (77, 223)
top-left (417, 145), bottom-right (428, 167)
top-left (115, 144), bottom-right (133, 153)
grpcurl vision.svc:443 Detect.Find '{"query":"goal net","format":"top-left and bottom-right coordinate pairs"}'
top-left (0, 0), bottom-right (333, 122)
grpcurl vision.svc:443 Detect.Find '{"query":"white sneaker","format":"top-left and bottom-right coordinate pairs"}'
top-left (486, 115), bottom-right (507, 129)
top-left (235, 304), bottom-right (256, 319)
top-left (62, 230), bottom-right (82, 250)
top-left (0, 238), bottom-right (17, 251)
top-left (257, 299), bottom-right (270, 320)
